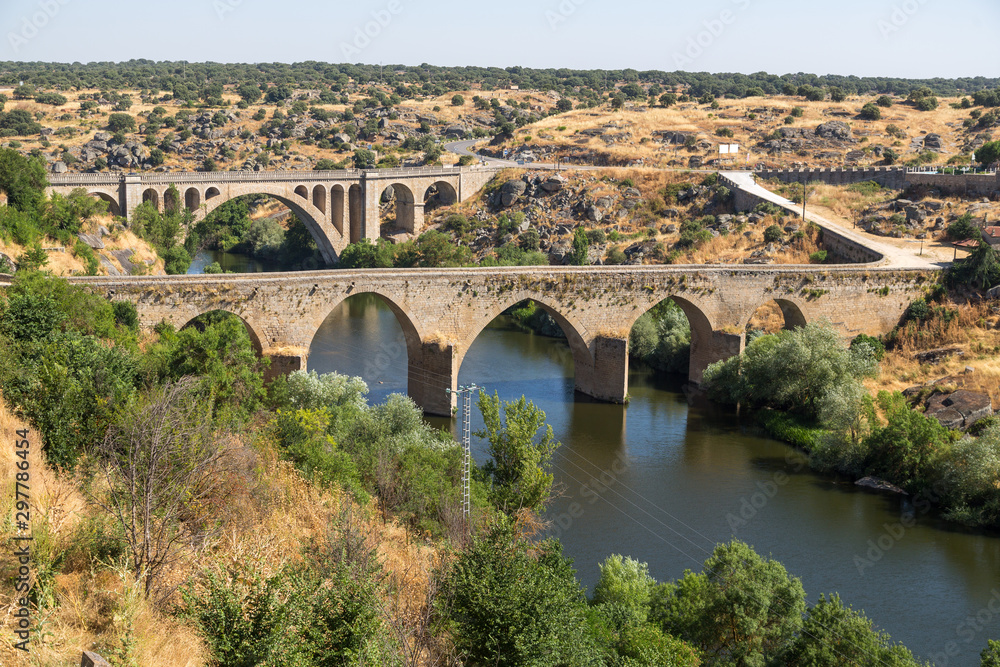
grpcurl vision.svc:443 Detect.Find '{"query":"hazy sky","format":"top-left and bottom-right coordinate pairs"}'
top-left (1, 0), bottom-right (997, 79)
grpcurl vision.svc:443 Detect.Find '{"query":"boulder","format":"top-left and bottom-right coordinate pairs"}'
top-left (855, 477), bottom-right (908, 495)
top-left (50, 161), bottom-right (68, 173)
top-left (586, 205), bottom-right (604, 223)
top-left (93, 131), bottom-right (112, 142)
top-left (925, 390), bottom-right (993, 430)
top-left (540, 174), bottom-right (567, 193)
top-left (914, 346), bottom-right (963, 364)
top-left (815, 121), bottom-right (852, 140)
top-left (77, 233), bottom-right (105, 250)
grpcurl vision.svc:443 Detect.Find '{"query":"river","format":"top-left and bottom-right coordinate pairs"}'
top-left (307, 292), bottom-right (1000, 667)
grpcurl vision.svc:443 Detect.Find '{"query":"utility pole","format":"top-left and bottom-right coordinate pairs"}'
top-left (801, 179), bottom-right (807, 221)
top-left (446, 384), bottom-right (478, 530)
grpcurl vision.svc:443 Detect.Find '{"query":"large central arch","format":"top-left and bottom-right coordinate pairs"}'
top-left (198, 186), bottom-right (342, 265)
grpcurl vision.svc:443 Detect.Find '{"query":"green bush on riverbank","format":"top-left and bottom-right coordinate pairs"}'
top-left (712, 320), bottom-right (1000, 529)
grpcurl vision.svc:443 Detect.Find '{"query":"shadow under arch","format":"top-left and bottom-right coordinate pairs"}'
top-left (626, 293), bottom-right (720, 385)
top-left (386, 182), bottom-right (416, 232)
top-left (179, 309), bottom-right (265, 356)
top-left (423, 180), bottom-right (458, 213)
top-left (89, 191), bottom-right (121, 217)
top-left (199, 189), bottom-right (339, 265)
top-left (307, 289), bottom-right (426, 380)
top-left (743, 297), bottom-right (808, 333)
top-left (455, 293), bottom-right (594, 386)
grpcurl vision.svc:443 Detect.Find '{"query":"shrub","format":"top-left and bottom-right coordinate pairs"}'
top-left (605, 247), bottom-right (626, 265)
top-left (764, 224), bottom-right (783, 243)
top-left (850, 333), bottom-right (885, 362)
top-left (702, 321), bottom-right (877, 419)
top-left (876, 95), bottom-right (894, 108)
top-left (860, 103), bottom-right (882, 121)
top-left (106, 112), bottom-right (135, 133)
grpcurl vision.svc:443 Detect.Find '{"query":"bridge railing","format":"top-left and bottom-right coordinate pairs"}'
top-left (48, 164), bottom-right (502, 187)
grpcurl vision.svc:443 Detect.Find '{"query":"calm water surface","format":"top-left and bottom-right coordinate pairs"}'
top-left (270, 285), bottom-right (1000, 666)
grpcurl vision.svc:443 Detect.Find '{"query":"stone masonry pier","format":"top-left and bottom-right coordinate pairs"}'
top-left (60, 265), bottom-right (935, 416)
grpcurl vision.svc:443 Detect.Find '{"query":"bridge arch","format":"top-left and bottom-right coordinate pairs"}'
top-left (743, 297), bottom-right (808, 334)
top-left (312, 185), bottom-right (327, 213)
top-left (164, 188), bottom-right (180, 213)
top-left (455, 292), bottom-right (594, 383)
top-left (331, 184), bottom-right (346, 235)
top-left (87, 189), bottom-right (121, 217)
top-left (349, 185), bottom-right (364, 244)
top-left (199, 186), bottom-right (342, 265)
top-left (423, 180), bottom-right (458, 213)
top-left (185, 187), bottom-right (201, 212)
top-left (206, 187), bottom-right (221, 201)
top-left (386, 183), bottom-right (417, 232)
top-left (623, 293), bottom-right (721, 385)
top-left (142, 188), bottom-right (160, 211)
top-left (294, 185), bottom-right (309, 200)
top-left (179, 309), bottom-right (265, 356)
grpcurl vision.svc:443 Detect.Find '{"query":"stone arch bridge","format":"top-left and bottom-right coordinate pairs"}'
top-left (47, 166), bottom-right (501, 265)
top-left (64, 265), bottom-right (934, 416)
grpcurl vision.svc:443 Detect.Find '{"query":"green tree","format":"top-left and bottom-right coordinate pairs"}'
top-left (476, 391), bottom-right (560, 516)
top-left (353, 149), bottom-right (376, 169)
top-left (0, 148), bottom-right (48, 212)
top-left (592, 554), bottom-right (656, 625)
top-left (776, 594), bottom-right (923, 666)
top-left (237, 82), bottom-right (262, 104)
top-left (703, 321), bottom-right (877, 419)
top-left (107, 112), bottom-right (136, 133)
top-left (144, 315), bottom-right (266, 423)
top-left (659, 93), bottom-right (678, 107)
top-left (876, 95), bottom-right (894, 108)
top-left (982, 639), bottom-right (1000, 666)
top-left (652, 540), bottom-right (806, 666)
top-left (860, 103), bottom-right (882, 120)
top-left (15, 244), bottom-right (48, 272)
top-left (975, 141), bottom-right (1000, 167)
top-left (438, 521), bottom-right (601, 667)
top-left (571, 226), bottom-right (589, 265)
top-left (556, 98), bottom-right (574, 112)
top-left (451, 94), bottom-right (465, 106)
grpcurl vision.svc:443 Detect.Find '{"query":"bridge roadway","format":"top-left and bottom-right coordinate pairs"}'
top-left (48, 263), bottom-right (935, 416)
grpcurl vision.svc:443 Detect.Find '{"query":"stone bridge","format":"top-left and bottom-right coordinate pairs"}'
top-left (60, 265), bottom-right (935, 416)
top-left (47, 166), bottom-right (502, 265)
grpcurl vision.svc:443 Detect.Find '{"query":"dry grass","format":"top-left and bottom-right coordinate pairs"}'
top-left (0, 393), bottom-right (447, 666)
top-left (871, 302), bottom-right (1000, 405)
top-left (490, 94), bottom-right (985, 169)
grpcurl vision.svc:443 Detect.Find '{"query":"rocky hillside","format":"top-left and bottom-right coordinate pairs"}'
top-left (1, 86), bottom-right (562, 174)
top-left (423, 168), bottom-right (825, 266)
top-left (479, 95), bottom-right (998, 170)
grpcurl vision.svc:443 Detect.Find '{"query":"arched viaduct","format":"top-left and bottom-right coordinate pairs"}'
top-left (64, 265), bottom-right (935, 416)
top-left (47, 166), bottom-right (501, 265)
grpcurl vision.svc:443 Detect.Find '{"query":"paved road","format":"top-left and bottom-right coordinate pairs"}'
top-left (721, 171), bottom-right (943, 270)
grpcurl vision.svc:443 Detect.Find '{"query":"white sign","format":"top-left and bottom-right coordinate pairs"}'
top-left (719, 143), bottom-right (740, 155)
